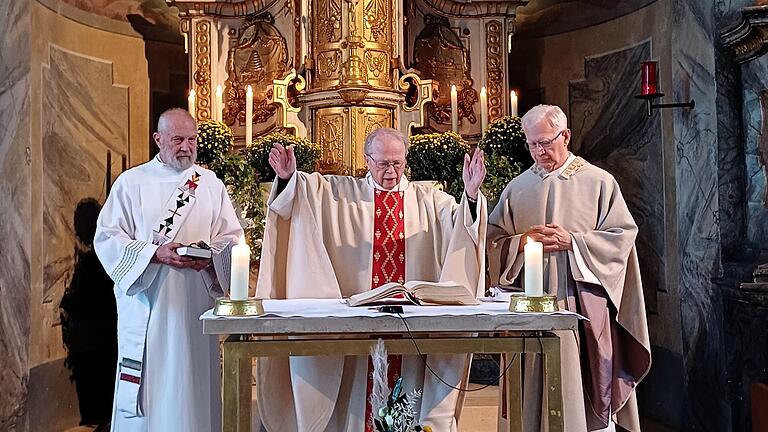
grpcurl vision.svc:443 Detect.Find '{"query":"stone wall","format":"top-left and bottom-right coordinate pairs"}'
top-left (0, 0), bottom-right (150, 429)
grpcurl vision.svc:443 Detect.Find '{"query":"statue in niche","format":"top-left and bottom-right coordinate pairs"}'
top-left (223, 13), bottom-right (288, 129)
top-left (412, 14), bottom-right (478, 128)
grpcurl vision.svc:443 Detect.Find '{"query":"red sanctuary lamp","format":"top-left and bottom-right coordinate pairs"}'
top-left (634, 60), bottom-right (695, 116)
top-left (640, 61), bottom-right (658, 96)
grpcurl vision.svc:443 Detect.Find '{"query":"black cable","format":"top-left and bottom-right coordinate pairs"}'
top-left (395, 312), bottom-right (523, 393)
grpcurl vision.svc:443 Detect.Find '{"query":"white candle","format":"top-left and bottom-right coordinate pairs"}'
top-left (230, 235), bottom-right (251, 300)
top-left (215, 85), bottom-right (223, 122)
top-left (524, 237), bottom-right (543, 297)
top-left (188, 89), bottom-right (196, 121)
top-left (450, 84), bottom-right (458, 132)
top-left (245, 85), bottom-right (253, 147)
top-left (510, 90), bottom-right (518, 117)
top-left (480, 86), bottom-right (488, 136)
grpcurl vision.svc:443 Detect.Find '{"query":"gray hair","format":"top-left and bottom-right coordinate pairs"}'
top-left (157, 107), bottom-right (195, 132)
top-left (363, 128), bottom-right (409, 156)
top-left (521, 104), bottom-right (568, 134)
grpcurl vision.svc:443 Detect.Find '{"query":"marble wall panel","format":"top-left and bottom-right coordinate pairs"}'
top-left (741, 56), bottom-right (768, 247)
top-left (569, 41), bottom-right (665, 313)
top-left (41, 45), bottom-right (128, 316)
top-left (0, 0), bottom-right (31, 430)
top-left (671, 0), bottom-right (729, 429)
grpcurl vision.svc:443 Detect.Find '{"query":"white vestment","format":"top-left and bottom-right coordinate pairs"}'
top-left (94, 156), bottom-right (242, 432)
top-left (256, 172), bottom-right (487, 432)
top-left (488, 155), bottom-right (651, 432)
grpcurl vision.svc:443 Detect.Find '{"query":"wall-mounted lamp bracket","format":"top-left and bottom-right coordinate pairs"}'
top-left (634, 93), bottom-right (695, 116)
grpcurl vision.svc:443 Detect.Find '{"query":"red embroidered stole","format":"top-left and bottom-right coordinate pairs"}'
top-left (365, 190), bottom-right (405, 431)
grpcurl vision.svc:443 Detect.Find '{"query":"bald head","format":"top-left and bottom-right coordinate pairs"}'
top-left (153, 108), bottom-right (198, 171)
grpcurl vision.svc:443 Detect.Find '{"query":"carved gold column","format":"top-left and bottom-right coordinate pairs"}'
top-left (305, 0), bottom-right (400, 175)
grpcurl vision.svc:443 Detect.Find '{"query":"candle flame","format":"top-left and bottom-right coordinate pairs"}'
top-left (215, 85), bottom-right (223, 97)
top-left (239, 235), bottom-right (246, 245)
top-left (480, 86), bottom-right (486, 96)
top-left (246, 85), bottom-right (253, 95)
top-left (511, 90), bottom-right (517, 98)
top-left (527, 236), bottom-right (533, 245)
top-left (451, 84), bottom-right (457, 93)
top-left (189, 89), bottom-right (196, 97)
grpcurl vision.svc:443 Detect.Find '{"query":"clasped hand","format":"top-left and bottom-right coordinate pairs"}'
top-left (152, 242), bottom-right (210, 271)
top-left (521, 223), bottom-right (573, 253)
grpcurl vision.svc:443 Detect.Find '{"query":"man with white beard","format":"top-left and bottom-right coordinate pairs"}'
top-left (95, 108), bottom-right (243, 431)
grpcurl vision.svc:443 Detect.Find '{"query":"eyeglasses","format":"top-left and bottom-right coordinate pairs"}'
top-left (366, 154), bottom-right (406, 170)
top-left (527, 130), bottom-right (565, 150)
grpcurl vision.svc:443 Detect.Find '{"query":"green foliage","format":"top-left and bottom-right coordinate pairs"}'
top-left (196, 120), bottom-right (234, 165)
top-left (196, 120), bottom-right (265, 255)
top-left (407, 131), bottom-right (470, 201)
top-left (478, 116), bottom-right (532, 206)
top-left (246, 132), bottom-right (321, 181)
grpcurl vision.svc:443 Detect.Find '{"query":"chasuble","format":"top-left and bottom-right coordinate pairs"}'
top-left (256, 171), bottom-right (487, 432)
top-left (94, 156), bottom-right (242, 432)
top-left (487, 155), bottom-right (651, 432)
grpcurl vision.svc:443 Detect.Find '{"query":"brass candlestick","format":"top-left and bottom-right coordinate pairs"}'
top-left (213, 297), bottom-right (264, 316)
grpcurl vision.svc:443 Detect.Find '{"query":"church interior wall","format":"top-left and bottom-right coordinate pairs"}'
top-left (0, 1), bottom-right (150, 430)
top-left (506, 0), bottom-right (764, 429)
top-left (0, 2), bottom-right (32, 430)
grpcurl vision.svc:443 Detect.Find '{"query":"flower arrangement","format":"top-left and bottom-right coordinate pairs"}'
top-left (196, 120), bottom-right (234, 165)
top-left (246, 132), bottom-right (322, 181)
top-left (370, 340), bottom-right (432, 432)
top-left (196, 121), bottom-right (265, 255)
top-left (407, 131), bottom-right (470, 201)
top-left (478, 116), bottom-right (532, 206)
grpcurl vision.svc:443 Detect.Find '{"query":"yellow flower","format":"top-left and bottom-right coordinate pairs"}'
top-left (423, 427), bottom-right (433, 432)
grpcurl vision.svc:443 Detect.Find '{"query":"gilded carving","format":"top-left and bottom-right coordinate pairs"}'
top-left (317, 0), bottom-right (343, 42)
top-left (317, 110), bottom-right (346, 173)
top-left (365, 50), bottom-right (388, 80)
top-left (194, 20), bottom-right (212, 121)
top-left (318, 51), bottom-right (341, 79)
top-left (223, 13), bottom-right (288, 129)
top-left (363, 0), bottom-right (388, 41)
top-left (413, 15), bottom-right (477, 127)
top-left (485, 20), bottom-right (504, 121)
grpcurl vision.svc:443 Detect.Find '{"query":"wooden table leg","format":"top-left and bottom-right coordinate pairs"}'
top-left (222, 338), bottom-right (237, 432)
top-left (505, 352), bottom-right (523, 432)
top-left (237, 351), bottom-right (252, 432)
top-left (543, 337), bottom-right (564, 432)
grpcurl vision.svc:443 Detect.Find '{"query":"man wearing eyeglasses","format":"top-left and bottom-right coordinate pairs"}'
top-left (255, 127), bottom-right (486, 432)
top-left (487, 105), bottom-right (651, 432)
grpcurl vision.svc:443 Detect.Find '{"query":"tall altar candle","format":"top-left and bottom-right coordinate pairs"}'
top-left (510, 90), bottom-right (518, 117)
top-left (480, 86), bottom-right (488, 136)
top-left (245, 85), bottom-right (253, 148)
top-left (230, 235), bottom-right (250, 300)
top-left (188, 89), bottom-right (196, 121)
top-left (450, 84), bottom-right (458, 132)
top-left (215, 84), bottom-right (223, 122)
top-left (524, 237), bottom-right (543, 297)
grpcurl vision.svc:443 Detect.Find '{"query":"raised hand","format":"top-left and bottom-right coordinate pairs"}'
top-left (462, 148), bottom-right (486, 200)
top-left (268, 143), bottom-right (297, 180)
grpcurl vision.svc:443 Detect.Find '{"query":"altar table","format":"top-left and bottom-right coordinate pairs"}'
top-left (201, 299), bottom-right (579, 432)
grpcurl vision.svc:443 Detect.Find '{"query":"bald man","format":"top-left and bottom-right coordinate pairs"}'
top-left (95, 108), bottom-right (243, 432)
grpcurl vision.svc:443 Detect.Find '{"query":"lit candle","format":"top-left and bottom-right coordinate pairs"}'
top-left (480, 86), bottom-right (488, 136)
top-left (524, 237), bottom-right (543, 297)
top-left (215, 85), bottom-right (223, 122)
top-left (510, 90), bottom-right (518, 117)
top-left (188, 89), bottom-right (196, 121)
top-left (640, 61), bottom-right (658, 95)
top-left (230, 235), bottom-right (250, 300)
top-left (450, 84), bottom-right (458, 132)
top-left (245, 85), bottom-right (253, 147)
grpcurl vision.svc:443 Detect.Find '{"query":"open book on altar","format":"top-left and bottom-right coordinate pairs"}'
top-left (347, 280), bottom-right (479, 306)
